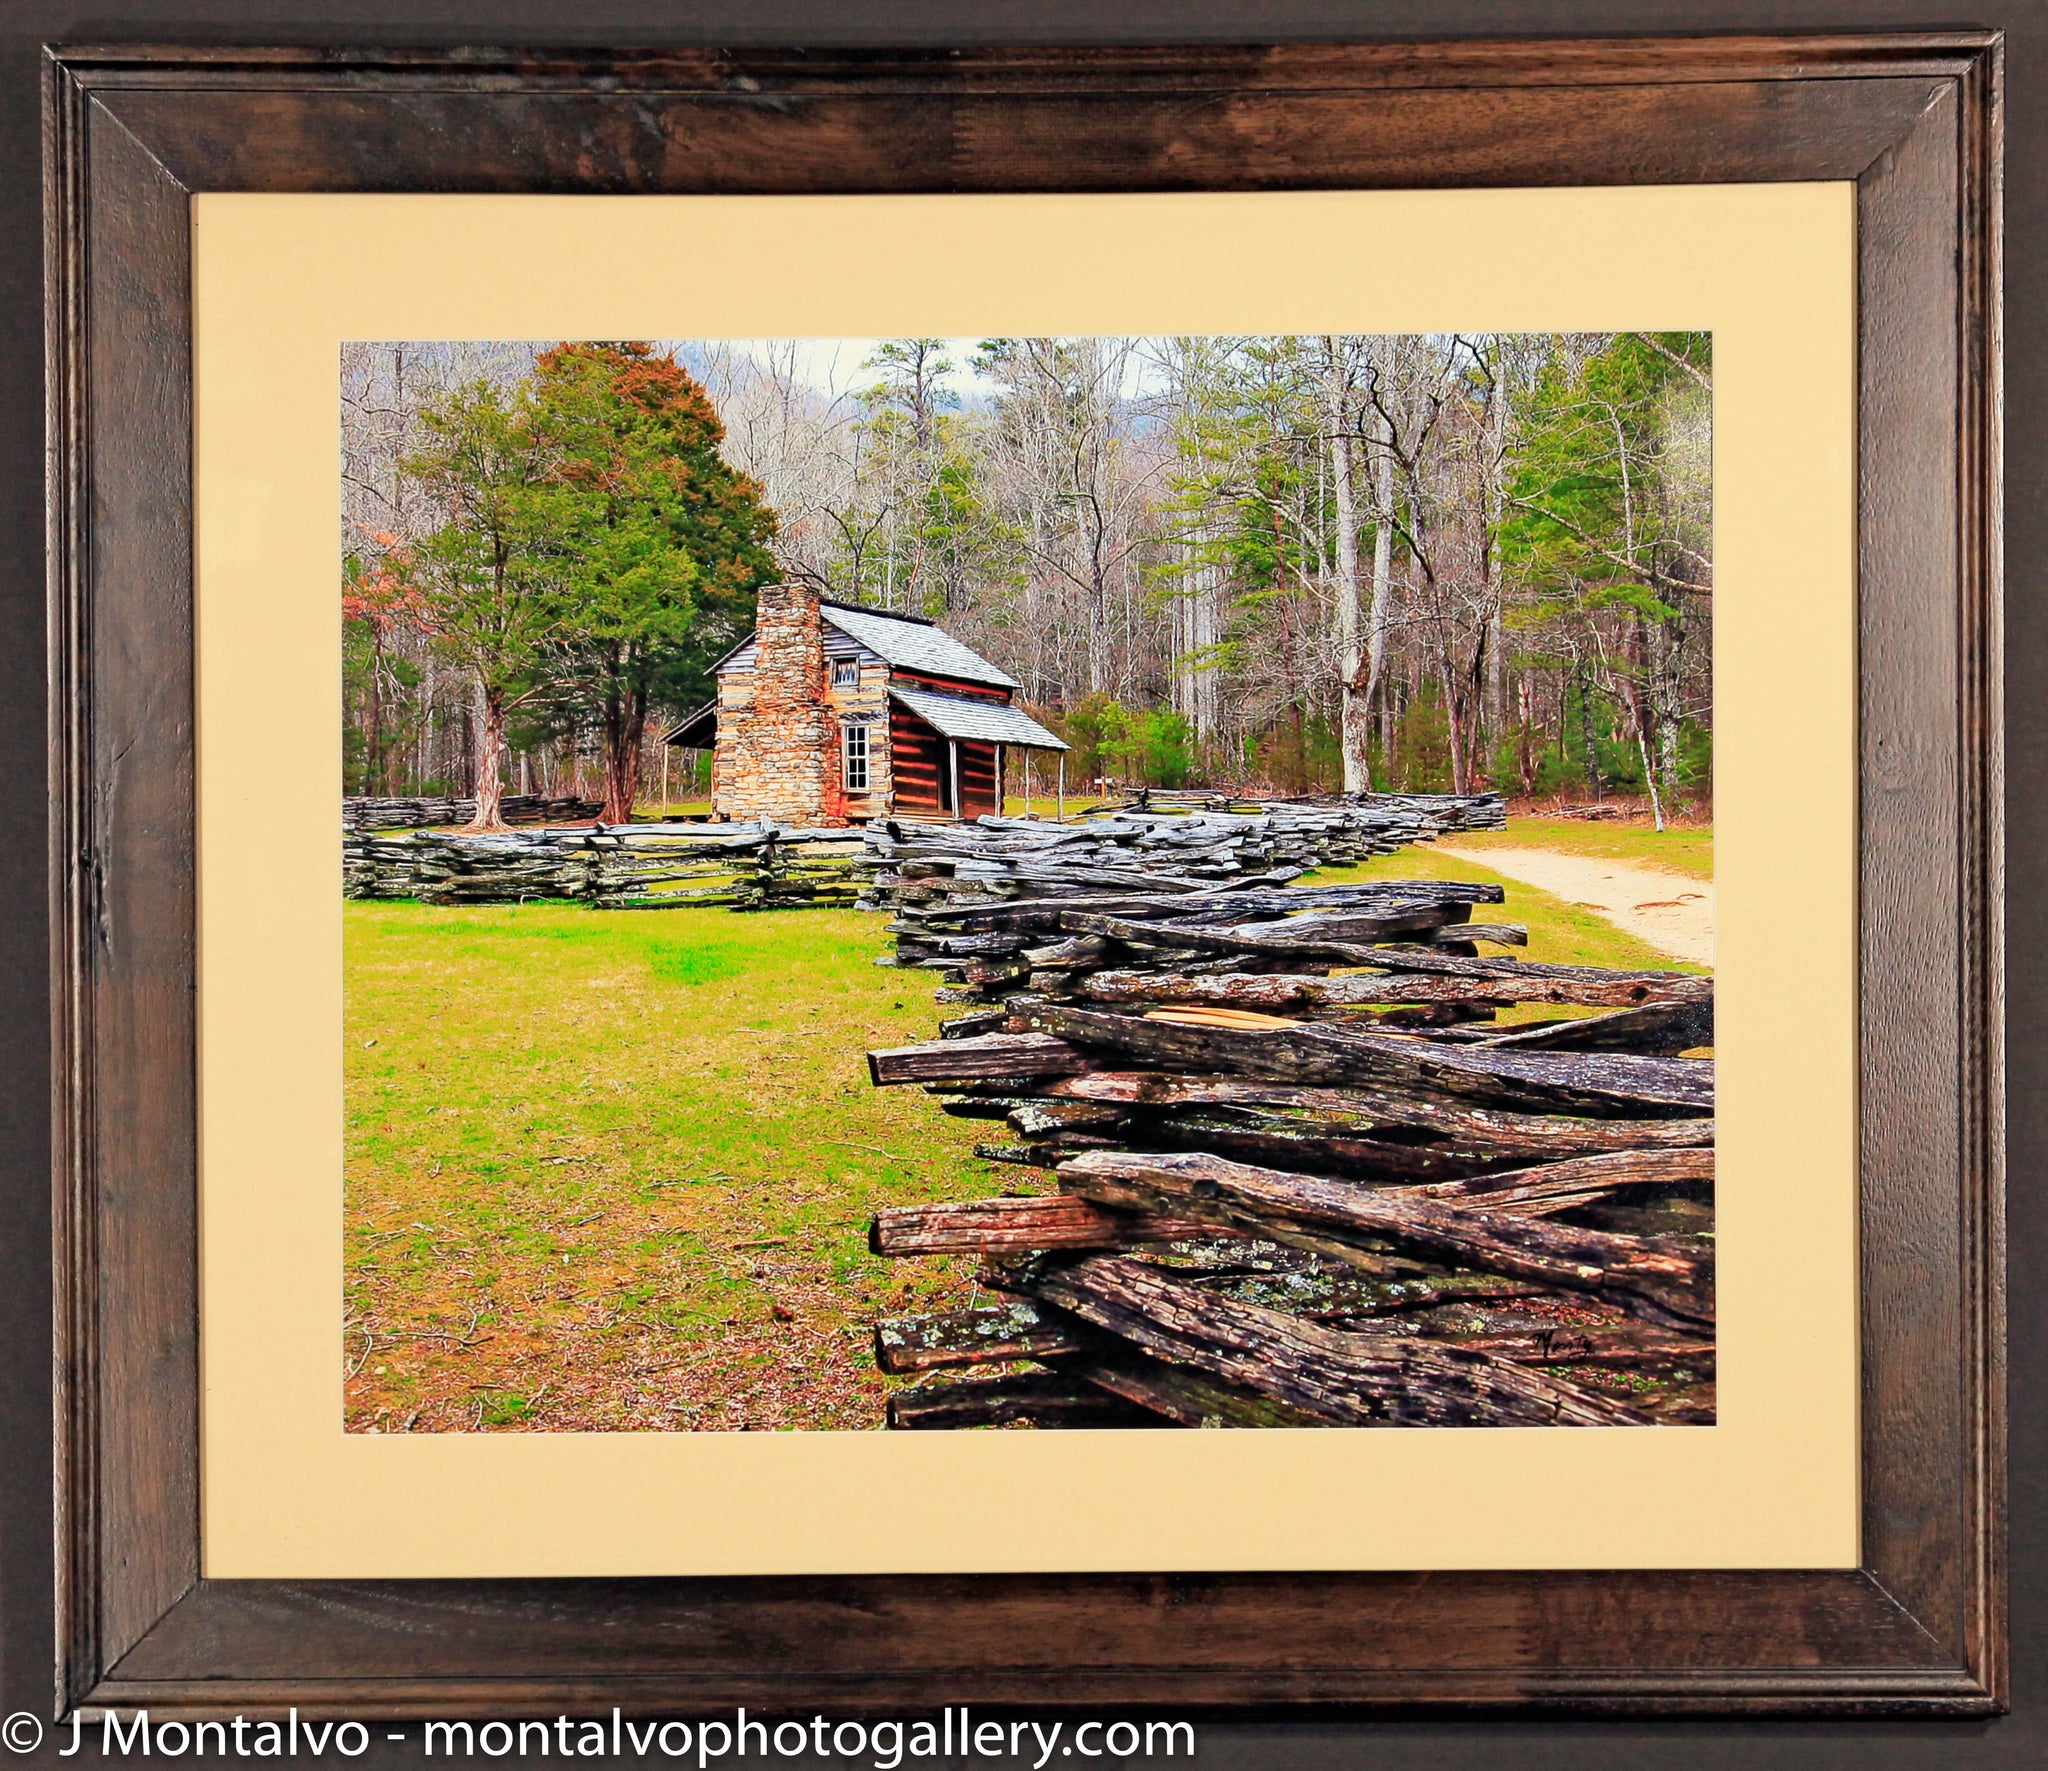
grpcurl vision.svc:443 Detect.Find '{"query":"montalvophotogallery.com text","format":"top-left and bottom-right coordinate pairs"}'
top-left (26, 1708), bottom-right (1195, 1766)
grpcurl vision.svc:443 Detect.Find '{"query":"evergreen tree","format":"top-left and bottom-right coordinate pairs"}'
top-left (529, 342), bottom-right (779, 822)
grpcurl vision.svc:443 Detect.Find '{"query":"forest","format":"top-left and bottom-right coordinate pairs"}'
top-left (340, 330), bottom-right (1713, 824)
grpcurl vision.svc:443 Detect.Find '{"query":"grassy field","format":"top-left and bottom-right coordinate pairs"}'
top-left (343, 904), bottom-right (1000, 1434)
top-left (343, 834), bottom-right (1706, 1434)
top-left (1441, 814), bottom-right (1713, 881)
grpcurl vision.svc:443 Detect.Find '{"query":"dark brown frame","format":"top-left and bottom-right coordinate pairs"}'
top-left (44, 34), bottom-right (2003, 1718)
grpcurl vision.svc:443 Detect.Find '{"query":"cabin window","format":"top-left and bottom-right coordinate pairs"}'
top-left (843, 722), bottom-right (870, 793)
top-left (832, 660), bottom-right (860, 688)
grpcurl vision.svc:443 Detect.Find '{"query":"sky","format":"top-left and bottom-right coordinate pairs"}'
top-left (674, 336), bottom-right (1178, 409)
top-left (682, 337), bottom-right (1006, 404)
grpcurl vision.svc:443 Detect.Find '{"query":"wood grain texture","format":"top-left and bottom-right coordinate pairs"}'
top-left (31, 38), bottom-right (2007, 90)
top-left (1022, 1252), bottom-right (1655, 1426)
top-left (47, 67), bottom-right (203, 1709)
top-left (44, 31), bottom-right (2003, 1719)
top-left (86, 1570), bottom-right (1974, 1712)
top-left (1852, 38), bottom-right (2007, 1700)
top-left (64, 54), bottom-right (1963, 197)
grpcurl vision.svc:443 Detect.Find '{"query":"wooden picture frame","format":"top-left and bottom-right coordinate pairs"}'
top-left (44, 34), bottom-right (2003, 1717)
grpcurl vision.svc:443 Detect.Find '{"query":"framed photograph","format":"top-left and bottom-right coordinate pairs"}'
top-left (46, 34), bottom-right (2002, 1716)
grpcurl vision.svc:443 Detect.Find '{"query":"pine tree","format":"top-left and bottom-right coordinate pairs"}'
top-left (529, 343), bottom-right (779, 823)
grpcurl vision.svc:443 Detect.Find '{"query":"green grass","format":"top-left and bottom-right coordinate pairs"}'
top-left (344, 900), bottom-right (1006, 1434)
top-left (1439, 815), bottom-right (1713, 881)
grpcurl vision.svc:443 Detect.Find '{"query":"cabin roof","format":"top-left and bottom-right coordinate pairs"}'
top-left (665, 701), bottom-right (718, 748)
top-left (821, 604), bottom-right (1019, 690)
top-left (890, 685), bottom-right (1069, 752)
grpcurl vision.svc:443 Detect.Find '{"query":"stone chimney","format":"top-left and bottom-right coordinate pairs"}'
top-left (711, 582), bottom-right (844, 826)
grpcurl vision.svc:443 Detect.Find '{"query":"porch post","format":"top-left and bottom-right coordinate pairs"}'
top-left (948, 738), bottom-right (960, 818)
top-left (1057, 753), bottom-right (1065, 820)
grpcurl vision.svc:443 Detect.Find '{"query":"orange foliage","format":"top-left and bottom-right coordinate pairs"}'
top-left (344, 531), bottom-right (429, 633)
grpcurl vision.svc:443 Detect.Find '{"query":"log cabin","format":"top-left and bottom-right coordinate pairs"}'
top-left (665, 581), bottom-right (1069, 826)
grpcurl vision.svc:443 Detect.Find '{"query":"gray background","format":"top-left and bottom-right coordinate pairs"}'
top-left (0, 3), bottom-right (2037, 1765)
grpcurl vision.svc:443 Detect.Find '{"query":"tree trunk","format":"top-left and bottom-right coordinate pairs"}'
top-left (1088, 569), bottom-right (1110, 696)
top-left (1652, 605), bottom-right (1686, 803)
top-left (1484, 602), bottom-right (1505, 783)
top-left (365, 624), bottom-right (385, 796)
top-left (599, 668), bottom-right (647, 825)
top-left (1195, 561), bottom-right (1220, 742)
top-left (1637, 729), bottom-right (1666, 831)
top-left (1577, 666), bottom-right (1604, 799)
top-left (1442, 657), bottom-right (1470, 795)
top-left (1324, 339), bottom-right (1370, 793)
top-left (1482, 346), bottom-right (1511, 768)
top-left (463, 682), bottom-right (509, 832)
top-left (1364, 395), bottom-right (1397, 786)
top-left (459, 685), bottom-right (478, 798)
top-left (1517, 676), bottom-right (1537, 794)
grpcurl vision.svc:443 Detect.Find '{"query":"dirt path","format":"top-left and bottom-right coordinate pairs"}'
top-left (1434, 846), bottom-right (1715, 966)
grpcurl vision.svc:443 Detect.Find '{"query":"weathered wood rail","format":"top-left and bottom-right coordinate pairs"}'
top-left (340, 792), bottom-right (1508, 913)
top-left (862, 867), bottom-right (1715, 1430)
top-left (343, 823), bottom-right (876, 910)
top-left (859, 796), bottom-right (1505, 916)
top-left (343, 793), bottom-right (602, 831)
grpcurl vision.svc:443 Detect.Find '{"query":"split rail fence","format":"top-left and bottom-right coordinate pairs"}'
top-left (344, 823), bottom-right (875, 910)
top-left (342, 793), bottom-right (603, 831)
top-left (862, 866), bottom-right (1714, 1430)
top-left (342, 792), bottom-right (1508, 913)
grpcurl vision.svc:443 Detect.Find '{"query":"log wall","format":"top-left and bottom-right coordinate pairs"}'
top-left (889, 703), bottom-right (951, 814)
